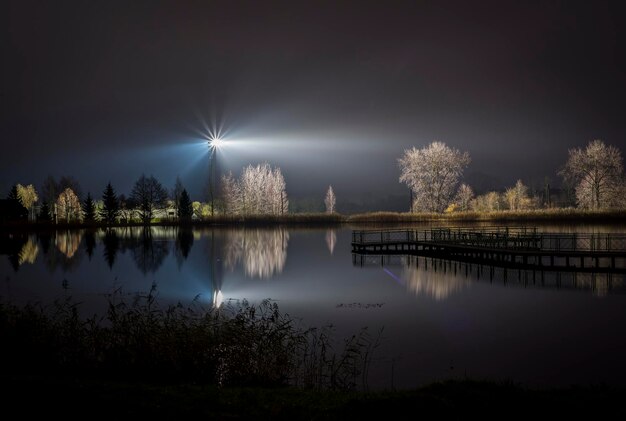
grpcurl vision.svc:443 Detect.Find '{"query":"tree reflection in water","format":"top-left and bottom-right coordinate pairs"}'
top-left (175, 228), bottom-right (194, 268)
top-left (56, 230), bottom-right (82, 259)
top-left (102, 229), bottom-right (120, 269)
top-left (223, 229), bottom-right (289, 279)
top-left (130, 228), bottom-right (170, 275)
top-left (325, 229), bottom-right (336, 255)
top-left (18, 238), bottom-right (39, 265)
top-left (402, 257), bottom-right (470, 300)
top-left (84, 230), bottom-right (96, 260)
top-left (41, 230), bottom-right (84, 273)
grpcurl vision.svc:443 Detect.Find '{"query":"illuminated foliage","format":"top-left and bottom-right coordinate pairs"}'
top-left (324, 185), bottom-right (336, 214)
top-left (192, 201), bottom-right (211, 218)
top-left (471, 191), bottom-right (502, 212)
top-left (56, 188), bottom-right (82, 222)
top-left (16, 184), bottom-right (38, 220)
top-left (504, 180), bottom-right (533, 211)
top-left (399, 141), bottom-right (470, 213)
top-left (560, 139), bottom-right (624, 210)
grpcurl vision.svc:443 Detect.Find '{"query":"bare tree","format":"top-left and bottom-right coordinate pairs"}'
top-left (222, 163), bottom-right (288, 216)
top-left (399, 141), bottom-right (470, 212)
top-left (41, 175), bottom-right (59, 206)
top-left (56, 188), bottom-right (81, 222)
top-left (455, 183), bottom-right (474, 211)
top-left (221, 171), bottom-right (242, 215)
top-left (171, 176), bottom-right (184, 216)
top-left (560, 139), bottom-right (624, 210)
top-left (131, 174), bottom-right (168, 224)
top-left (324, 185), bottom-right (336, 213)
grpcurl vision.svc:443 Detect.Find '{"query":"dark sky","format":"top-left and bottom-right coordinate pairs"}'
top-left (3, 0), bottom-right (626, 207)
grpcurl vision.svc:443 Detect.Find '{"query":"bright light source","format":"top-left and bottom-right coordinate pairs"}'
top-left (209, 137), bottom-right (225, 149)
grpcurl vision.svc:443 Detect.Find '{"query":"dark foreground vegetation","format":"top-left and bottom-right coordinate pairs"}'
top-left (1, 289), bottom-right (625, 418)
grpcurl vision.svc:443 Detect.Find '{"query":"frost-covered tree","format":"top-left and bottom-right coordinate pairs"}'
top-left (399, 141), bottom-right (470, 213)
top-left (131, 174), bottom-right (168, 224)
top-left (56, 188), bottom-right (81, 222)
top-left (455, 183), bottom-right (474, 211)
top-left (559, 139), bottom-right (624, 210)
top-left (221, 171), bottom-right (242, 215)
top-left (221, 163), bottom-right (288, 215)
top-left (324, 185), bottom-right (336, 213)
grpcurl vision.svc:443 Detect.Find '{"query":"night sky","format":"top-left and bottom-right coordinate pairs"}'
top-left (3, 0), bottom-right (626, 209)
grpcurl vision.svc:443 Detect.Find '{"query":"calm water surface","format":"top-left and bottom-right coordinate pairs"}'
top-left (2, 224), bottom-right (626, 389)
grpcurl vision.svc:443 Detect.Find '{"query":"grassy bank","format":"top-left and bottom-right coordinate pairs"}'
top-left (346, 208), bottom-right (626, 223)
top-left (2, 376), bottom-right (624, 418)
top-left (2, 208), bottom-right (626, 230)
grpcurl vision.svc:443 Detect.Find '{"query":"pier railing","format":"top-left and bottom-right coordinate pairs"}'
top-left (352, 228), bottom-right (626, 253)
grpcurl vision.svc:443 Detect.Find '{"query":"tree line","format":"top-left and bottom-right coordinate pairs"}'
top-left (2, 138), bottom-right (624, 224)
top-left (398, 139), bottom-right (626, 213)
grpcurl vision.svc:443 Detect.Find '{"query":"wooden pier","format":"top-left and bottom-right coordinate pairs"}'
top-left (351, 227), bottom-right (626, 272)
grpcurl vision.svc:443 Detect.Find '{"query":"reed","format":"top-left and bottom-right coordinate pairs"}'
top-left (0, 285), bottom-right (378, 390)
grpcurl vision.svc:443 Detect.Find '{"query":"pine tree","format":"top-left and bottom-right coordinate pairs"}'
top-left (100, 182), bottom-right (120, 224)
top-left (178, 189), bottom-right (193, 221)
top-left (38, 202), bottom-right (52, 222)
top-left (6, 185), bottom-right (27, 221)
top-left (83, 193), bottom-right (96, 223)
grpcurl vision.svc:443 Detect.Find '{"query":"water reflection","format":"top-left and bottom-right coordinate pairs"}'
top-left (84, 231), bottom-right (96, 260)
top-left (18, 238), bottom-right (39, 265)
top-left (56, 230), bottom-right (82, 258)
top-left (102, 229), bottom-right (119, 269)
top-left (129, 229), bottom-right (170, 275)
top-left (223, 229), bottom-right (289, 278)
top-left (402, 258), bottom-right (470, 300)
top-left (1, 233), bottom-right (28, 271)
top-left (175, 228), bottom-right (194, 268)
top-left (355, 254), bottom-right (626, 298)
top-left (326, 229), bottom-right (337, 255)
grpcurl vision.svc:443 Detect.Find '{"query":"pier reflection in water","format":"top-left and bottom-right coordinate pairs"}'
top-left (354, 254), bottom-right (624, 298)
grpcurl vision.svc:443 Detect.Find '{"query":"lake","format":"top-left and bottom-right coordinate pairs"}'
top-left (2, 224), bottom-right (626, 389)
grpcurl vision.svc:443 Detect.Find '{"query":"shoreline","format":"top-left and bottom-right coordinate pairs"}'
top-left (2, 209), bottom-right (626, 230)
